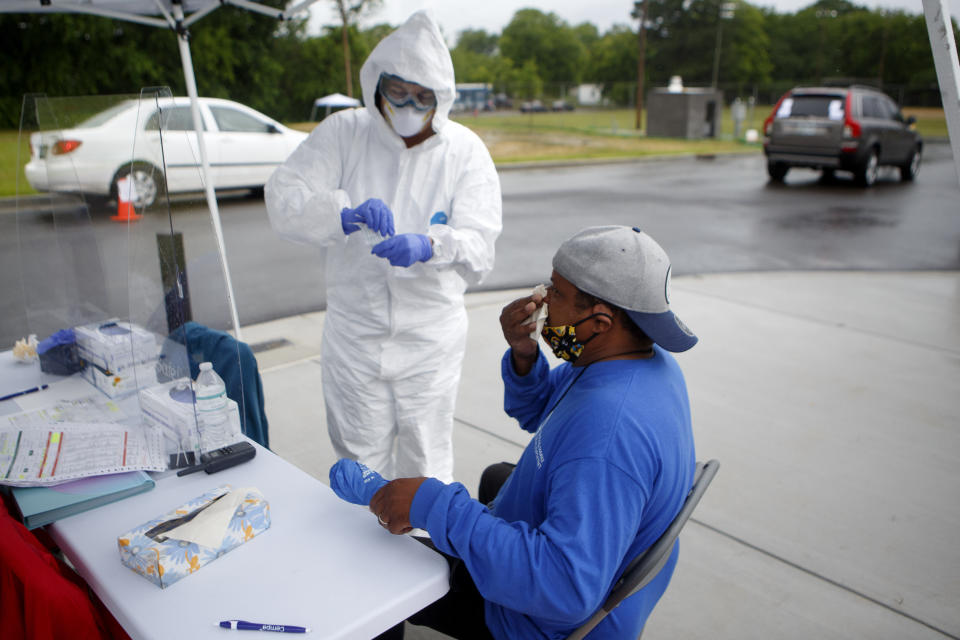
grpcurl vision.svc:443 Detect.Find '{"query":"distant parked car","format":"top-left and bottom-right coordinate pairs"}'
top-left (551, 100), bottom-right (575, 111)
top-left (25, 97), bottom-right (308, 208)
top-left (520, 100), bottom-right (547, 113)
top-left (763, 85), bottom-right (921, 186)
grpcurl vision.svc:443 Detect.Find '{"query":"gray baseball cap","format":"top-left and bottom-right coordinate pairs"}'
top-left (552, 225), bottom-right (697, 352)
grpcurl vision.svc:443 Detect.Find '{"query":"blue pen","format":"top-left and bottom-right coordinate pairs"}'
top-left (218, 620), bottom-right (310, 634)
top-left (0, 384), bottom-right (49, 403)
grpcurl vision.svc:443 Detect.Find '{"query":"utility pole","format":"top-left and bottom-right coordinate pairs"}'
top-left (335, 0), bottom-right (353, 97)
top-left (711, 1), bottom-right (736, 90)
top-left (632, 0), bottom-right (649, 131)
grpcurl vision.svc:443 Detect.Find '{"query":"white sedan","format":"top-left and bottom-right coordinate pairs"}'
top-left (25, 97), bottom-right (309, 209)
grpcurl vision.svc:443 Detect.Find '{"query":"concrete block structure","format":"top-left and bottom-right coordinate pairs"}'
top-left (647, 87), bottom-right (724, 139)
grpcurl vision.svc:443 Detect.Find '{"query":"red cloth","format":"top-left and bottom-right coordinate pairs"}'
top-left (0, 496), bottom-right (129, 640)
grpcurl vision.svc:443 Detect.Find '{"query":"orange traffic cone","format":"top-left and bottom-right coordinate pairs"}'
top-left (111, 176), bottom-right (142, 222)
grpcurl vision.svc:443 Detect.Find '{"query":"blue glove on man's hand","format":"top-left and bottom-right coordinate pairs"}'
top-left (329, 459), bottom-right (388, 506)
top-left (340, 198), bottom-right (395, 237)
top-left (371, 233), bottom-right (432, 267)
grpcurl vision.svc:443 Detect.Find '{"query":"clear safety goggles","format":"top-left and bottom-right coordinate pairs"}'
top-left (378, 73), bottom-right (438, 112)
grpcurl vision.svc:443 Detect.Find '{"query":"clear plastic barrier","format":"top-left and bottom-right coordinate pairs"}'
top-left (1, 89), bottom-right (248, 485)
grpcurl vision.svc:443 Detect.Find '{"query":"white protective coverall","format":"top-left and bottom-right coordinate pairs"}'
top-left (264, 11), bottom-right (502, 482)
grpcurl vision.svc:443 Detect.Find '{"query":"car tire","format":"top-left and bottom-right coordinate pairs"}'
top-left (899, 146), bottom-right (921, 182)
top-left (111, 162), bottom-right (164, 209)
top-left (767, 161), bottom-right (788, 182)
top-left (856, 148), bottom-right (879, 187)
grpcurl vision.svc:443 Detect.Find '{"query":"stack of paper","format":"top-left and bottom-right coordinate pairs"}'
top-left (11, 470), bottom-right (155, 529)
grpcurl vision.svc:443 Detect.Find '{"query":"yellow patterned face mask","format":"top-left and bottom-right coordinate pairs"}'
top-left (540, 313), bottom-right (611, 362)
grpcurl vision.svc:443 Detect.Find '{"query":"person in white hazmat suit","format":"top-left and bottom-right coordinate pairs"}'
top-left (264, 11), bottom-right (502, 483)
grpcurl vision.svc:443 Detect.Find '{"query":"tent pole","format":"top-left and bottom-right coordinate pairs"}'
top-left (922, 0), bottom-right (960, 186)
top-left (172, 2), bottom-right (244, 340)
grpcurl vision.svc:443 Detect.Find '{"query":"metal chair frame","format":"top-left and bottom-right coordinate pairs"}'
top-left (565, 459), bottom-right (720, 640)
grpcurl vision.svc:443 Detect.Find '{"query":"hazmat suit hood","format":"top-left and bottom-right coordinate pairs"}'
top-left (359, 10), bottom-right (455, 136)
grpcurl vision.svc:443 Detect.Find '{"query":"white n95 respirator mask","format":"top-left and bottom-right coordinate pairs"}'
top-left (383, 102), bottom-right (434, 138)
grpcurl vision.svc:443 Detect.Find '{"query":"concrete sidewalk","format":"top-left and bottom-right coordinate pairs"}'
top-left (242, 271), bottom-right (960, 640)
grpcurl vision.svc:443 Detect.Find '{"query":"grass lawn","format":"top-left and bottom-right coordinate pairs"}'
top-left (0, 130), bottom-right (34, 198)
top-left (902, 107), bottom-right (951, 138)
top-left (3, 107), bottom-right (948, 198)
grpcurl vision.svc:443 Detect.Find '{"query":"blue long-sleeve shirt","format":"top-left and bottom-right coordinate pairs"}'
top-left (410, 347), bottom-right (695, 639)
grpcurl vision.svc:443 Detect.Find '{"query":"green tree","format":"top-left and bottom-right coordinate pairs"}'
top-left (722, 2), bottom-right (772, 85)
top-left (1, 14), bottom-right (176, 96)
top-left (2, 1), bottom-right (955, 128)
top-left (268, 25), bottom-right (343, 120)
top-left (646, 0), bottom-right (725, 85)
top-left (456, 29), bottom-right (499, 56)
top-left (1, 13), bottom-right (178, 126)
top-left (513, 59), bottom-right (545, 100)
top-left (499, 9), bottom-right (587, 85)
top-left (190, 1), bottom-right (293, 107)
top-left (763, 9), bottom-right (810, 82)
top-left (588, 25), bottom-right (639, 104)
top-left (451, 48), bottom-right (493, 83)
top-left (881, 12), bottom-right (943, 87)
top-left (573, 22), bottom-right (601, 51)
top-left (451, 29), bottom-right (500, 84)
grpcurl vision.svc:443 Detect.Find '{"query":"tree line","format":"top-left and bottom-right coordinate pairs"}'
top-left (1, 0), bottom-right (955, 128)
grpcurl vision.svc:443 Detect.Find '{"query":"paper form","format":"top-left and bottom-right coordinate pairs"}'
top-left (4, 395), bottom-right (125, 430)
top-left (0, 422), bottom-right (165, 487)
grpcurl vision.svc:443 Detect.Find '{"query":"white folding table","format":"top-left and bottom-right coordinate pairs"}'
top-left (2, 354), bottom-right (450, 639)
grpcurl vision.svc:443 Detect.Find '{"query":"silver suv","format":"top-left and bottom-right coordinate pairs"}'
top-left (762, 85), bottom-right (922, 186)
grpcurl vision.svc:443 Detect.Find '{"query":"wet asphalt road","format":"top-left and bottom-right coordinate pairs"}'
top-left (2, 142), bottom-right (957, 345)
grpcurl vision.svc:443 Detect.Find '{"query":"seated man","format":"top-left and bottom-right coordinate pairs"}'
top-left (331, 225), bottom-right (698, 639)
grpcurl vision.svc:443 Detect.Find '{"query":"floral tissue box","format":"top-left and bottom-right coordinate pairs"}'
top-left (117, 485), bottom-right (270, 588)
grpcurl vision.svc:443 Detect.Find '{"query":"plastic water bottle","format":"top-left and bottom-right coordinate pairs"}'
top-left (195, 362), bottom-right (227, 413)
top-left (195, 362), bottom-right (229, 450)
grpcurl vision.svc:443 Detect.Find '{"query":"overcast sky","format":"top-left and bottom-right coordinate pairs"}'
top-left (308, 0), bottom-right (959, 43)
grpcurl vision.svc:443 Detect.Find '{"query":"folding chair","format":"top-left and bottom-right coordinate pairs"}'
top-left (566, 459), bottom-right (720, 640)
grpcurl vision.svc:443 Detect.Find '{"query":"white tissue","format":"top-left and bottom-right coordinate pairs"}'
top-left (163, 487), bottom-right (256, 549)
top-left (527, 284), bottom-right (548, 340)
top-left (12, 334), bottom-right (38, 364)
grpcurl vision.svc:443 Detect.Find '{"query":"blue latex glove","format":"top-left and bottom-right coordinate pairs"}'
top-left (329, 459), bottom-right (388, 506)
top-left (340, 198), bottom-right (395, 237)
top-left (371, 233), bottom-right (432, 267)
top-left (37, 328), bottom-right (76, 355)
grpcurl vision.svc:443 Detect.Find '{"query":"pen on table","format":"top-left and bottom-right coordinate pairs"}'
top-left (218, 620), bottom-right (310, 633)
top-left (0, 384), bottom-right (49, 403)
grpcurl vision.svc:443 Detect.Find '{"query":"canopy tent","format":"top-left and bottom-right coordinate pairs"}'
top-left (922, 0), bottom-right (960, 186)
top-left (0, 0), bottom-right (324, 340)
top-left (310, 92), bottom-right (362, 120)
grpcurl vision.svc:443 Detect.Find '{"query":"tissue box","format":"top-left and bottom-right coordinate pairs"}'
top-left (81, 359), bottom-right (158, 398)
top-left (117, 485), bottom-right (270, 588)
top-left (75, 320), bottom-right (158, 373)
top-left (75, 321), bottom-right (159, 397)
top-left (139, 379), bottom-right (242, 454)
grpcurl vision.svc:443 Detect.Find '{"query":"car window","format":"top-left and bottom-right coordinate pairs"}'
top-left (77, 102), bottom-right (136, 128)
top-left (881, 97), bottom-right (900, 121)
top-left (145, 107), bottom-right (206, 132)
top-left (209, 106), bottom-right (272, 133)
top-left (777, 95), bottom-right (845, 119)
top-left (861, 95), bottom-right (892, 120)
